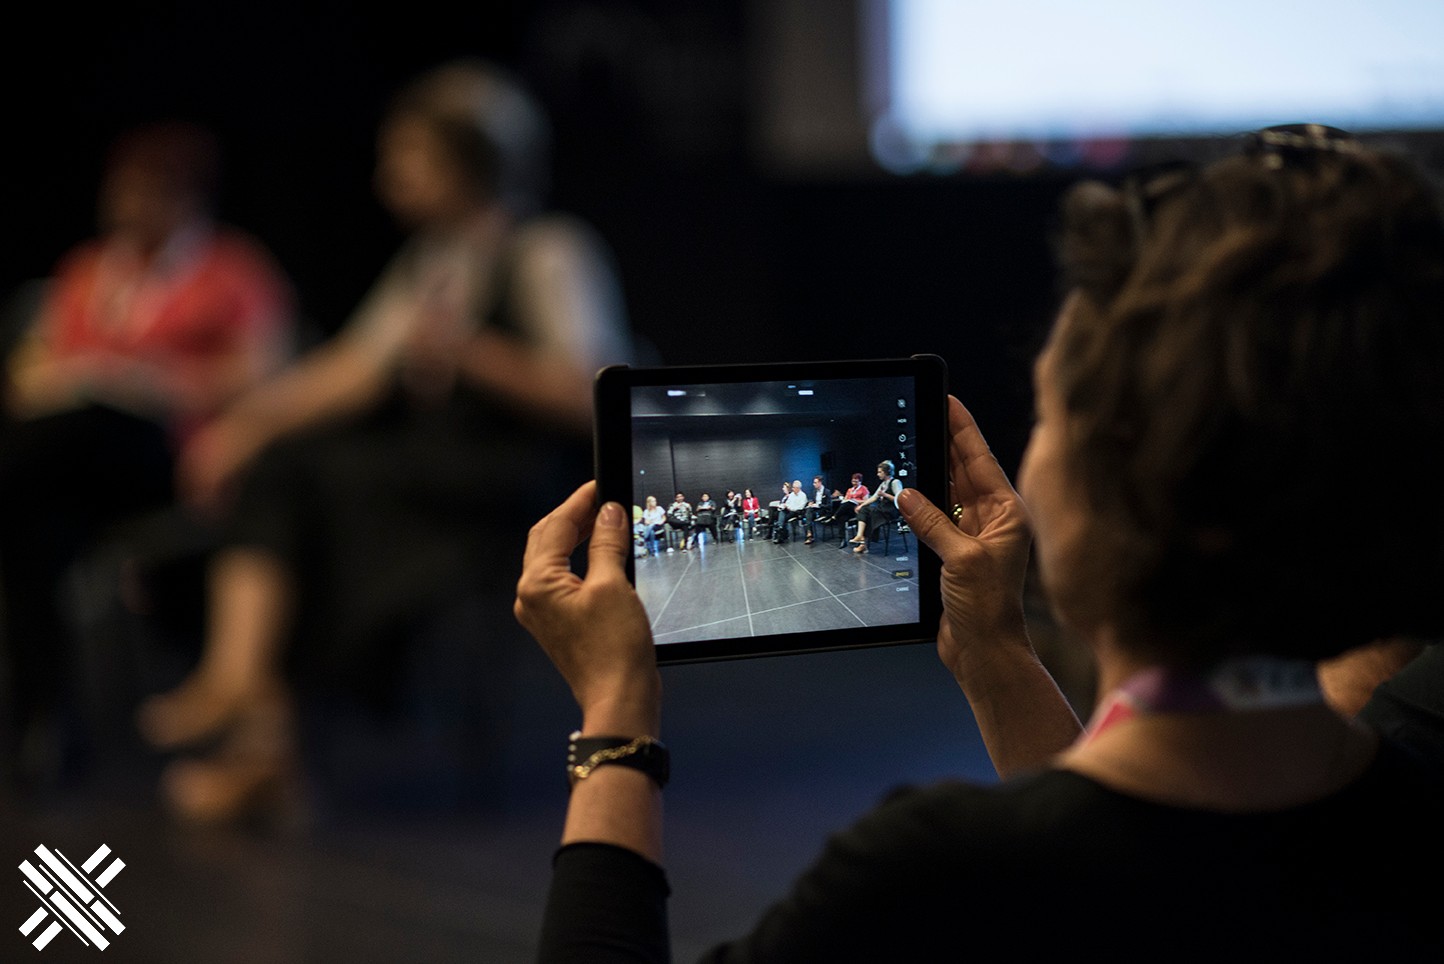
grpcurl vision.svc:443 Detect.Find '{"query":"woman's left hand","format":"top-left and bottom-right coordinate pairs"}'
top-left (898, 396), bottom-right (1081, 776)
top-left (515, 481), bottom-right (661, 736)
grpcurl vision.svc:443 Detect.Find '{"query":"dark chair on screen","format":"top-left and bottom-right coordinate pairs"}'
top-left (880, 517), bottom-right (910, 556)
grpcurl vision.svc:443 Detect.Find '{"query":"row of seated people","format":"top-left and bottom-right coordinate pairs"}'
top-left (632, 462), bottom-right (906, 555)
top-left (634, 492), bottom-right (725, 554)
top-left (767, 463), bottom-right (905, 554)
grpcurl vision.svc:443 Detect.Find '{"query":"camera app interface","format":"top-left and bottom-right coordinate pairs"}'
top-left (629, 376), bottom-right (920, 646)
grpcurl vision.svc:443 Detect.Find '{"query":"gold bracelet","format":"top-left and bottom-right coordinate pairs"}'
top-left (567, 733), bottom-right (670, 788)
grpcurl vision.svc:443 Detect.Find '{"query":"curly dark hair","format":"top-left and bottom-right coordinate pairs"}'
top-left (1051, 132), bottom-right (1444, 665)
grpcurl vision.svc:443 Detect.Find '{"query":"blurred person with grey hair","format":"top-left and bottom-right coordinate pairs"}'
top-left (135, 59), bottom-right (633, 825)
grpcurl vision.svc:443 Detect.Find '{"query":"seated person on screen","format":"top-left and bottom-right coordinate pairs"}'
top-left (639, 495), bottom-right (666, 556)
top-left (850, 460), bottom-right (902, 554)
top-left (765, 482), bottom-right (789, 534)
top-left (824, 472), bottom-right (870, 528)
top-left (740, 488), bottom-right (761, 537)
top-left (665, 493), bottom-right (692, 551)
top-left (688, 493), bottom-right (719, 549)
top-left (803, 474), bottom-right (830, 545)
top-left (773, 480), bottom-right (809, 544)
top-left (720, 489), bottom-right (742, 539)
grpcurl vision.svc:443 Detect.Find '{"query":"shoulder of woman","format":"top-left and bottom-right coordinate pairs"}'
top-left (823, 775), bottom-right (1078, 868)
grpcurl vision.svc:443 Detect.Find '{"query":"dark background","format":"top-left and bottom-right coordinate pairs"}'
top-left (0, 5), bottom-right (1096, 958)
top-left (3, 0), bottom-right (1073, 479)
top-left (23, 3), bottom-right (1431, 958)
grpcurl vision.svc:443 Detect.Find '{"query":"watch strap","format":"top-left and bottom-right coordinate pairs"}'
top-left (567, 731), bottom-right (670, 789)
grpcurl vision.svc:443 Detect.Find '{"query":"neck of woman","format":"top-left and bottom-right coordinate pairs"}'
top-left (1059, 638), bottom-right (1378, 811)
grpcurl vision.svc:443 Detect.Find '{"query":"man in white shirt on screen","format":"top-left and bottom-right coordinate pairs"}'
top-left (773, 480), bottom-right (809, 544)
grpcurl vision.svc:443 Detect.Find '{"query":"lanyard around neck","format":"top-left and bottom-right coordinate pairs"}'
top-left (1081, 656), bottom-right (1323, 745)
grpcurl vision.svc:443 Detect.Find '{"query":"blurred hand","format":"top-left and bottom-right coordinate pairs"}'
top-left (1317, 637), bottom-right (1426, 718)
top-left (398, 300), bottom-right (468, 404)
top-left (12, 350), bottom-right (174, 417)
top-left (899, 396), bottom-right (1033, 679)
top-left (515, 481), bottom-right (661, 736)
top-left (176, 415), bottom-right (265, 516)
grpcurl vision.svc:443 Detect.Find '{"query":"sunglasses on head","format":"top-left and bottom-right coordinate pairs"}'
top-left (1121, 123), bottom-right (1362, 235)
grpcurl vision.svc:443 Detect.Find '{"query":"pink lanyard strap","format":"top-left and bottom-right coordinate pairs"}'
top-left (1081, 656), bottom-right (1322, 745)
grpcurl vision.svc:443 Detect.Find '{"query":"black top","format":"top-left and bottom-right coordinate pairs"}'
top-left (1360, 643), bottom-right (1444, 768)
top-left (538, 739), bottom-right (1444, 962)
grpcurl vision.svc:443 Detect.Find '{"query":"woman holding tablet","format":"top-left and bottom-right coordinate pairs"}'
top-left (514, 126), bottom-right (1444, 959)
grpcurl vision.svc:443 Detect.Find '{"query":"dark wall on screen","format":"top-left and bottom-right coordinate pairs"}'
top-left (632, 412), bottom-right (908, 509)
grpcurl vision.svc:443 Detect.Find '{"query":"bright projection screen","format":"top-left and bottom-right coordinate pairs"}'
top-left (869, 0), bottom-right (1444, 172)
top-left (752, 0), bottom-right (1444, 176)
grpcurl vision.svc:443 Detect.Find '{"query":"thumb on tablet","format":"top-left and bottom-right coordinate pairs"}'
top-left (898, 486), bottom-right (963, 556)
top-left (587, 501), bottom-right (633, 583)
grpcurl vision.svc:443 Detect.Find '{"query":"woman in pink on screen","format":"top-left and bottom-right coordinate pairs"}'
top-left (823, 471), bottom-right (871, 533)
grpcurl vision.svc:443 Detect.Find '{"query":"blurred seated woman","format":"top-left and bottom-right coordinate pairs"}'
top-left (514, 125), bottom-right (1444, 960)
top-left (134, 60), bottom-right (631, 824)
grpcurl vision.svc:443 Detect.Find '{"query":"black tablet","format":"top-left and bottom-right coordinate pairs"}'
top-left (594, 355), bottom-right (948, 664)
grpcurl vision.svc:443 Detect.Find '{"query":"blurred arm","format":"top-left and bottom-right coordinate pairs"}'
top-left (459, 217), bottom-right (630, 435)
top-left (1318, 638), bottom-right (1427, 719)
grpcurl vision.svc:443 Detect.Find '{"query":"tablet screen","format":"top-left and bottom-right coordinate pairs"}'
top-left (594, 356), bottom-right (946, 663)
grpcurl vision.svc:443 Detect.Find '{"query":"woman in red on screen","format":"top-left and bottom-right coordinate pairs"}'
top-left (740, 487), bottom-right (761, 538)
top-left (824, 470), bottom-right (871, 539)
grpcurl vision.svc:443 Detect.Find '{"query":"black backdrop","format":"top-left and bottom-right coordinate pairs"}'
top-left (3, 0), bottom-right (1074, 477)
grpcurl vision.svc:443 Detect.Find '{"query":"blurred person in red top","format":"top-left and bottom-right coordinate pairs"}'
top-left (7, 120), bottom-right (292, 441)
top-left (0, 120), bottom-right (295, 792)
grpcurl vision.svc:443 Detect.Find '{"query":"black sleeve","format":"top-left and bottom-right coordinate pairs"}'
top-left (537, 783), bottom-right (1001, 964)
top-left (1358, 642), bottom-right (1444, 769)
top-left (538, 843), bottom-right (673, 963)
top-left (692, 783), bottom-right (983, 964)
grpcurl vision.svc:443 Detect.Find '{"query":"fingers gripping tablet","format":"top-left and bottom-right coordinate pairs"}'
top-left (594, 355), bottom-right (948, 664)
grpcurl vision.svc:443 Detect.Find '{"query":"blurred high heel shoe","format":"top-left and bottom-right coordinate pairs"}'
top-left (137, 674), bottom-right (280, 751)
top-left (158, 687), bottom-right (308, 831)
